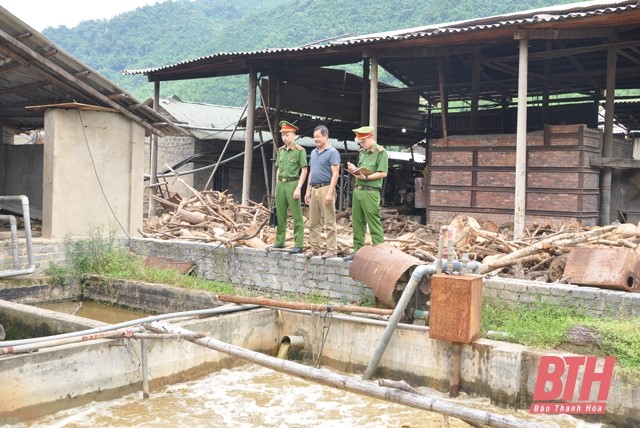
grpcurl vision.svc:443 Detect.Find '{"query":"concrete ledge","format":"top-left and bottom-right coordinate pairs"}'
top-left (83, 277), bottom-right (223, 313)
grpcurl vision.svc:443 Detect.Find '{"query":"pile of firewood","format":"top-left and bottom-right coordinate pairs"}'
top-left (142, 189), bottom-right (274, 248)
top-left (142, 187), bottom-right (640, 282)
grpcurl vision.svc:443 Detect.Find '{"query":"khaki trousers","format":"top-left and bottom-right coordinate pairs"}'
top-left (308, 185), bottom-right (337, 253)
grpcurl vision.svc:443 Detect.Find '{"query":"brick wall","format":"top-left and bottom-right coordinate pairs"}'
top-left (484, 277), bottom-right (640, 317)
top-left (0, 237), bottom-right (68, 274)
top-left (427, 124), bottom-right (602, 226)
top-left (129, 238), bottom-right (373, 303)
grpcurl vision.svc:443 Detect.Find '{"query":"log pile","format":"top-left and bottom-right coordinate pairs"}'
top-left (141, 189), bottom-right (640, 282)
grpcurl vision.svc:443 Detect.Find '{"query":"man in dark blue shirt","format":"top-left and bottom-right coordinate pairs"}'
top-left (304, 125), bottom-right (341, 258)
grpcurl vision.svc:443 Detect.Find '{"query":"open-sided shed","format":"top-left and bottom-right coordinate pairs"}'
top-left (126, 0), bottom-right (640, 233)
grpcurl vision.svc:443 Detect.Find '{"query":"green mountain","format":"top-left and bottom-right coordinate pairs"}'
top-left (42, 0), bottom-right (577, 106)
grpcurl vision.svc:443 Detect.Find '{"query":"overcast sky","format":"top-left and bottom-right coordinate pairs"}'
top-left (1, 0), bottom-right (169, 31)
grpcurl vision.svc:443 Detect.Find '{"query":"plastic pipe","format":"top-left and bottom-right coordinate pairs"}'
top-left (141, 337), bottom-right (150, 399)
top-left (0, 215), bottom-right (19, 269)
top-left (0, 195), bottom-right (35, 278)
top-left (0, 304), bottom-right (258, 349)
top-left (435, 226), bottom-right (446, 274)
top-left (446, 226), bottom-right (454, 273)
top-left (281, 335), bottom-right (305, 351)
top-left (363, 264), bottom-right (432, 380)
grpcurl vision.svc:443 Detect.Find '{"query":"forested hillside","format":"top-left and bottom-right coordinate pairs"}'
top-left (42, 0), bottom-right (577, 106)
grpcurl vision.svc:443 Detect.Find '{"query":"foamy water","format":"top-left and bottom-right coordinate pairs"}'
top-left (11, 364), bottom-right (600, 428)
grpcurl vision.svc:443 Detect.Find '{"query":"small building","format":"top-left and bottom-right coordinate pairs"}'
top-left (0, 6), bottom-right (183, 239)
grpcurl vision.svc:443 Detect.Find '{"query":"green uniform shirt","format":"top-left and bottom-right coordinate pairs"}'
top-left (355, 143), bottom-right (388, 189)
top-left (276, 144), bottom-right (307, 177)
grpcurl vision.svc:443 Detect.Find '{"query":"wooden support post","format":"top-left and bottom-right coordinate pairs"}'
top-left (514, 37), bottom-right (528, 240)
top-left (437, 57), bottom-right (449, 143)
top-left (369, 56), bottom-right (379, 134)
top-left (601, 47), bottom-right (617, 226)
top-left (242, 68), bottom-right (257, 205)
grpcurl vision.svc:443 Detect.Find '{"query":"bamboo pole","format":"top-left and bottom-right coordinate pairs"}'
top-left (147, 321), bottom-right (553, 428)
top-left (217, 294), bottom-right (394, 316)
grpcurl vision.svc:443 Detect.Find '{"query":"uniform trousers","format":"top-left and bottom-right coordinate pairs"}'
top-left (275, 180), bottom-right (304, 247)
top-left (351, 188), bottom-right (384, 251)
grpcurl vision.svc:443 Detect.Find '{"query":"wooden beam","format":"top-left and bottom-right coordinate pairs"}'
top-left (590, 158), bottom-right (640, 169)
top-left (514, 28), bottom-right (614, 40)
top-left (0, 27), bottom-right (164, 137)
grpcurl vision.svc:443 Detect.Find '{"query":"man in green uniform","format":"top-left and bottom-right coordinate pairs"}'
top-left (273, 120), bottom-right (308, 254)
top-left (344, 126), bottom-right (388, 261)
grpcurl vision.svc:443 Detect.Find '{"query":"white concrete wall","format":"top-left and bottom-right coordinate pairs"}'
top-left (42, 108), bottom-right (144, 238)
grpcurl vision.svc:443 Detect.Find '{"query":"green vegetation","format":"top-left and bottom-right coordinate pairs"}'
top-left (45, 228), bottom-right (235, 294)
top-left (40, 0), bottom-right (577, 106)
top-left (482, 300), bottom-right (640, 379)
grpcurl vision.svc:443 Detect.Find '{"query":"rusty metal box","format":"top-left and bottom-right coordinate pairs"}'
top-left (563, 247), bottom-right (640, 292)
top-left (429, 274), bottom-right (483, 343)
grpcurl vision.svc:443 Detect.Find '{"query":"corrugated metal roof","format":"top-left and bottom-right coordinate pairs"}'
top-left (124, 0), bottom-right (638, 76)
top-left (337, 0), bottom-right (633, 41)
top-left (159, 96), bottom-right (250, 141)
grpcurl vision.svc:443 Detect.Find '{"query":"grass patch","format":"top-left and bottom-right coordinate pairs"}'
top-left (46, 228), bottom-right (326, 304)
top-left (482, 299), bottom-right (640, 379)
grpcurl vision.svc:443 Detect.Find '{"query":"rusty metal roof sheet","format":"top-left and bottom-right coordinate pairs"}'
top-left (0, 6), bottom-right (184, 136)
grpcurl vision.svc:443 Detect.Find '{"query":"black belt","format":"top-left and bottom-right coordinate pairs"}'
top-left (354, 185), bottom-right (380, 191)
top-left (278, 176), bottom-right (299, 183)
top-left (311, 182), bottom-right (330, 188)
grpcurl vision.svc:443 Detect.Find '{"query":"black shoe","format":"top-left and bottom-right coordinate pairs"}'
top-left (271, 244), bottom-right (284, 249)
top-left (289, 247), bottom-right (303, 254)
top-left (343, 253), bottom-right (355, 261)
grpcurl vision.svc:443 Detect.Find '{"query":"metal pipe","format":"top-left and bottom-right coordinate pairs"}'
top-left (0, 304), bottom-right (258, 349)
top-left (0, 195), bottom-right (35, 278)
top-left (363, 264), bottom-right (431, 380)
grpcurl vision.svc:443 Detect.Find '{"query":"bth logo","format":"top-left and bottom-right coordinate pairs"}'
top-left (530, 355), bottom-right (615, 415)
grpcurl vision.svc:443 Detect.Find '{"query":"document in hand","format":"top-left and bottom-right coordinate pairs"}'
top-left (347, 166), bottom-right (373, 176)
